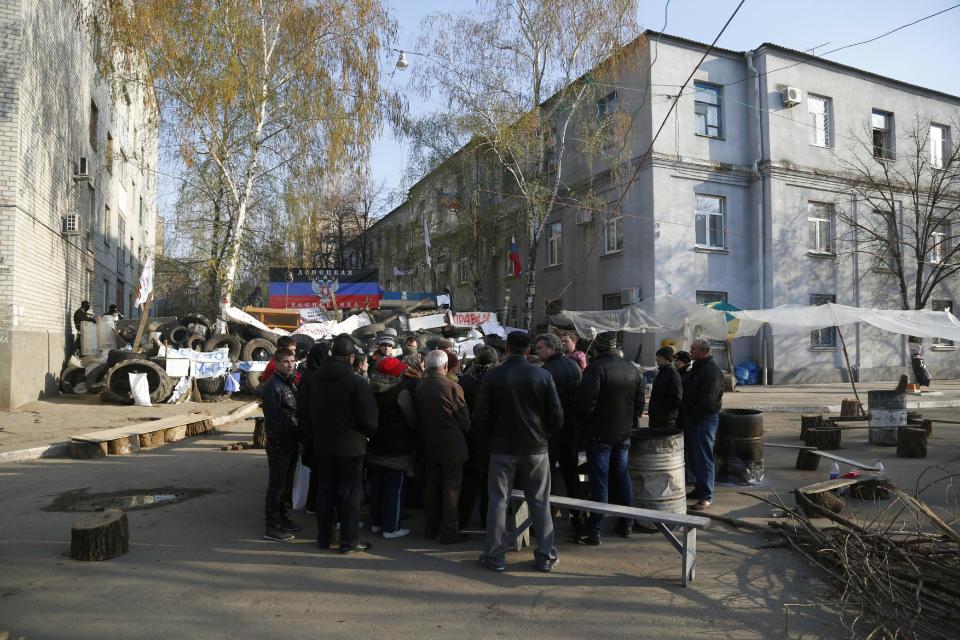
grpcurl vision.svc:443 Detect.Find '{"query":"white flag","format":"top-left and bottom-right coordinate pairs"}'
top-left (422, 214), bottom-right (432, 268)
top-left (135, 255), bottom-right (154, 308)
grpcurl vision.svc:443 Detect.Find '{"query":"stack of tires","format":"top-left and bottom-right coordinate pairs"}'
top-left (99, 350), bottom-right (174, 404)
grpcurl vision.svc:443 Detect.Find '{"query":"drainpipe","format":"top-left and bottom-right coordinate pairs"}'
top-left (746, 50), bottom-right (769, 384)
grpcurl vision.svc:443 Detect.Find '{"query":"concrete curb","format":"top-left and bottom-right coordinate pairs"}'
top-left (727, 398), bottom-right (960, 414)
top-left (0, 401), bottom-right (262, 465)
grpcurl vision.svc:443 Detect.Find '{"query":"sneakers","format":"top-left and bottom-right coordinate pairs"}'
top-left (279, 520), bottom-right (301, 532)
top-left (535, 557), bottom-right (558, 573)
top-left (690, 499), bottom-right (713, 511)
top-left (382, 528), bottom-right (410, 539)
top-left (479, 557), bottom-right (506, 572)
top-left (572, 533), bottom-right (601, 546)
top-left (264, 528), bottom-right (295, 542)
top-left (340, 541), bottom-right (372, 554)
top-left (370, 526), bottom-right (383, 534)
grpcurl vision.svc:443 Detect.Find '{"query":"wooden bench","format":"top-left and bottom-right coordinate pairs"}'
top-left (70, 412), bottom-right (214, 458)
top-left (510, 490), bottom-right (710, 587)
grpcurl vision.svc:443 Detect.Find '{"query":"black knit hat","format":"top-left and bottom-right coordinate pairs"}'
top-left (593, 331), bottom-right (618, 352)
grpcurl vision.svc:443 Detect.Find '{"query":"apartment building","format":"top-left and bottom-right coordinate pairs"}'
top-left (0, 0), bottom-right (158, 409)
top-left (365, 30), bottom-right (960, 383)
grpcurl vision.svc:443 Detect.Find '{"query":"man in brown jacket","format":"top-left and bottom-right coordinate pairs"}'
top-left (415, 349), bottom-right (471, 544)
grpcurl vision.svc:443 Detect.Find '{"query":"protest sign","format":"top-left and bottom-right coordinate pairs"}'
top-left (449, 311), bottom-right (496, 327)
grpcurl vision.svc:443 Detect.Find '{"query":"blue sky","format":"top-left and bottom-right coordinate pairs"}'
top-left (369, 0), bottom-right (960, 196)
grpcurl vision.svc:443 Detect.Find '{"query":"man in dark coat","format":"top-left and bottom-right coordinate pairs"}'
top-left (474, 331), bottom-right (563, 573)
top-left (457, 346), bottom-right (499, 529)
top-left (648, 346), bottom-right (683, 430)
top-left (261, 350), bottom-right (301, 542)
top-left (536, 333), bottom-right (584, 533)
top-left (301, 334), bottom-right (378, 553)
top-left (575, 331), bottom-right (645, 544)
top-left (415, 350), bottom-right (471, 544)
top-left (72, 300), bottom-right (94, 354)
top-left (681, 338), bottom-right (724, 510)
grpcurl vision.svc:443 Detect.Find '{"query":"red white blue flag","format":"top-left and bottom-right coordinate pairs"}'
top-left (509, 236), bottom-right (522, 278)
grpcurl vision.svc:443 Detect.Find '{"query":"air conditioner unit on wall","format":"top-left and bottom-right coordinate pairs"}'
top-left (781, 86), bottom-right (802, 107)
top-left (621, 287), bottom-right (641, 305)
top-left (72, 157), bottom-right (90, 181)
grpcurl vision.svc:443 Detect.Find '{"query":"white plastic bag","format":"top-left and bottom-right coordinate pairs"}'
top-left (292, 456), bottom-right (310, 510)
top-left (129, 372), bottom-right (152, 407)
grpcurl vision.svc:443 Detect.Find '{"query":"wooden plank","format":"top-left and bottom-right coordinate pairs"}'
top-left (807, 450), bottom-right (882, 471)
top-left (510, 490), bottom-right (709, 529)
top-left (683, 528), bottom-right (697, 587)
top-left (71, 412), bottom-right (212, 443)
top-left (765, 442), bottom-right (816, 450)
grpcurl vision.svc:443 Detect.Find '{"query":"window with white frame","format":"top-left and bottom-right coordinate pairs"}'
top-left (459, 257), bottom-right (469, 284)
top-left (810, 294), bottom-right (837, 348)
top-left (694, 82), bottom-right (722, 138)
top-left (603, 214), bottom-right (623, 254)
top-left (807, 202), bottom-right (834, 254)
top-left (808, 94), bottom-right (832, 147)
top-left (930, 124), bottom-right (948, 169)
top-left (596, 91), bottom-right (618, 120)
top-left (932, 300), bottom-right (954, 346)
top-left (930, 226), bottom-right (948, 263)
top-left (695, 194), bottom-right (724, 249)
top-left (546, 221), bottom-right (562, 266)
top-left (872, 110), bottom-right (894, 160)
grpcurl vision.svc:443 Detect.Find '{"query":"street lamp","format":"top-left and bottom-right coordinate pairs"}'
top-left (395, 51), bottom-right (409, 71)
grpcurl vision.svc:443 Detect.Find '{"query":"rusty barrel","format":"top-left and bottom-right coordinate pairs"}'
top-left (716, 409), bottom-right (765, 484)
top-left (628, 428), bottom-right (686, 515)
top-left (868, 390), bottom-right (906, 446)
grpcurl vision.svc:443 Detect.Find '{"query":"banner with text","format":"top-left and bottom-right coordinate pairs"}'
top-left (267, 268), bottom-right (381, 310)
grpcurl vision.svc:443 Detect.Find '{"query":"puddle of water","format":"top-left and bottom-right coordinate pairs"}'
top-left (44, 487), bottom-right (214, 512)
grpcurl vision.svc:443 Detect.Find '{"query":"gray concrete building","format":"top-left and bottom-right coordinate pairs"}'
top-left (0, 0), bottom-right (158, 409)
top-left (366, 30), bottom-right (960, 383)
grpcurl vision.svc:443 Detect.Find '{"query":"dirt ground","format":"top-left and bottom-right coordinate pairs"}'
top-left (1, 408), bottom-right (958, 639)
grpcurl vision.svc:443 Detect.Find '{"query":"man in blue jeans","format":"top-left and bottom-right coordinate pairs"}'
top-left (574, 332), bottom-right (645, 545)
top-left (473, 331), bottom-right (564, 573)
top-left (680, 338), bottom-right (724, 510)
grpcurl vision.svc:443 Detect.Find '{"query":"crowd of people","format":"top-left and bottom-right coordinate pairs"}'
top-left (259, 327), bottom-right (724, 573)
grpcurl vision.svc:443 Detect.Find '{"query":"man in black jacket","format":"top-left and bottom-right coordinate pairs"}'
top-left (680, 338), bottom-right (724, 510)
top-left (648, 346), bottom-right (683, 430)
top-left (301, 335), bottom-right (379, 553)
top-left (261, 350), bottom-right (302, 542)
top-left (536, 333), bottom-right (584, 532)
top-left (473, 331), bottom-right (563, 573)
top-left (575, 331), bottom-right (645, 544)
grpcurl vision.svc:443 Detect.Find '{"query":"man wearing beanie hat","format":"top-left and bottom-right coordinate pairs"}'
top-left (367, 357), bottom-right (418, 539)
top-left (574, 331), bottom-right (645, 544)
top-left (649, 346), bottom-right (682, 430)
top-left (371, 329), bottom-right (398, 364)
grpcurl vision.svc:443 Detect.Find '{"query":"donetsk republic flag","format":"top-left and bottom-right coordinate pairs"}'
top-left (267, 268), bottom-right (382, 310)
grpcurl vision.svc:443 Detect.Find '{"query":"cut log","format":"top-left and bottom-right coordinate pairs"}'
top-left (107, 435), bottom-right (141, 455)
top-left (921, 419), bottom-right (933, 435)
top-left (796, 448), bottom-right (821, 471)
top-left (804, 427), bottom-right (841, 450)
top-left (847, 477), bottom-right (891, 501)
top-left (896, 427), bottom-right (927, 458)
top-left (253, 417), bottom-right (266, 449)
top-left (840, 399), bottom-right (861, 417)
top-left (185, 417), bottom-right (213, 436)
top-left (70, 509), bottom-right (129, 561)
top-left (800, 415), bottom-right (822, 440)
top-left (139, 430), bottom-right (165, 448)
top-left (70, 440), bottom-right (107, 459)
top-left (795, 488), bottom-right (845, 517)
top-left (164, 425), bottom-right (187, 442)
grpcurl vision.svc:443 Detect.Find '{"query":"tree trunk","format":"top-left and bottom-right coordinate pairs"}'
top-left (70, 510), bottom-right (129, 561)
top-left (896, 427), bottom-right (927, 458)
top-left (804, 427), bottom-right (842, 450)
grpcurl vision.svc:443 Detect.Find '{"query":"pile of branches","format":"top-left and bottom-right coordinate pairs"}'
top-left (754, 472), bottom-right (960, 640)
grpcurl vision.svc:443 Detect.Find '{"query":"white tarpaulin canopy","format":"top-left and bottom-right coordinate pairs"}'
top-left (552, 306), bottom-right (664, 338)
top-left (635, 296), bottom-right (730, 341)
top-left (732, 303), bottom-right (960, 342)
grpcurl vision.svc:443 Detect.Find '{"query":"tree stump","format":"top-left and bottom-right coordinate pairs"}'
top-left (70, 440), bottom-right (107, 459)
top-left (921, 419), bottom-right (933, 435)
top-left (840, 399), bottom-right (861, 417)
top-left (107, 435), bottom-right (141, 455)
top-left (796, 449), bottom-right (821, 471)
top-left (70, 510), bottom-right (129, 561)
top-left (800, 415), bottom-right (822, 440)
top-left (804, 427), bottom-right (841, 450)
top-left (848, 478), bottom-right (892, 501)
top-left (139, 430), bottom-right (165, 448)
top-left (164, 425), bottom-right (187, 442)
top-left (897, 427), bottom-right (927, 458)
top-left (253, 418), bottom-right (266, 449)
top-left (795, 489), bottom-right (845, 517)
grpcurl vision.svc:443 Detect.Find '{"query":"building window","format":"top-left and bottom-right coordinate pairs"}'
top-left (930, 125), bottom-right (948, 169)
top-left (694, 82), bottom-right (722, 138)
top-left (596, 91), bottom-right (618, 120)
top-left (459, 257), bottom-right (469, 285)
top-left (603, 214), bottom-right (623, 254)
top-left (103, 204), bottom-right (111, 245)
top-left (116, 279), bottom-right (124, 313)
top-left (102, 278), bottom-right (110, 311)
top-left (601, 293), bottom-right (624, 345)
top-left (807, 202), bottom-right (834, 254)
top-left (931, 226), bottom-right (948, 263)
top-left (105, 132), bottom-right (114, 174)
top-left (871, 110), bottom-right (894, 160)
top-left (87, 185), bottom-right (96, 237)
top-left (695, 194), bottom-right (724, 249)
top-left (808, 94), bottom-right (832, 147)
top-left (89, 100), bottom-right (99, 150)
top-left (810, 294), bottom-right (837, 348)
top-left (932, 300), bottom-right (954, 347)
top-left (546, 221), bottom-right (562, 266)
top-left (874, 210), bottom-right (897, 270)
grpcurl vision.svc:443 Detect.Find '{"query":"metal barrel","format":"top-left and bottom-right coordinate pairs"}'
top-left (716, 409), bottom-right (765, 484)
top-left (628, 428), bottom-right (687, 515)
top-left (868, 390), bottom-right (906, 446)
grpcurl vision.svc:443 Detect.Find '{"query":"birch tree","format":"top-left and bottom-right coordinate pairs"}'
top-left (78, 0), bottom-right (397, 310)
top-left (412, 0), bottom-right (638, 328)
